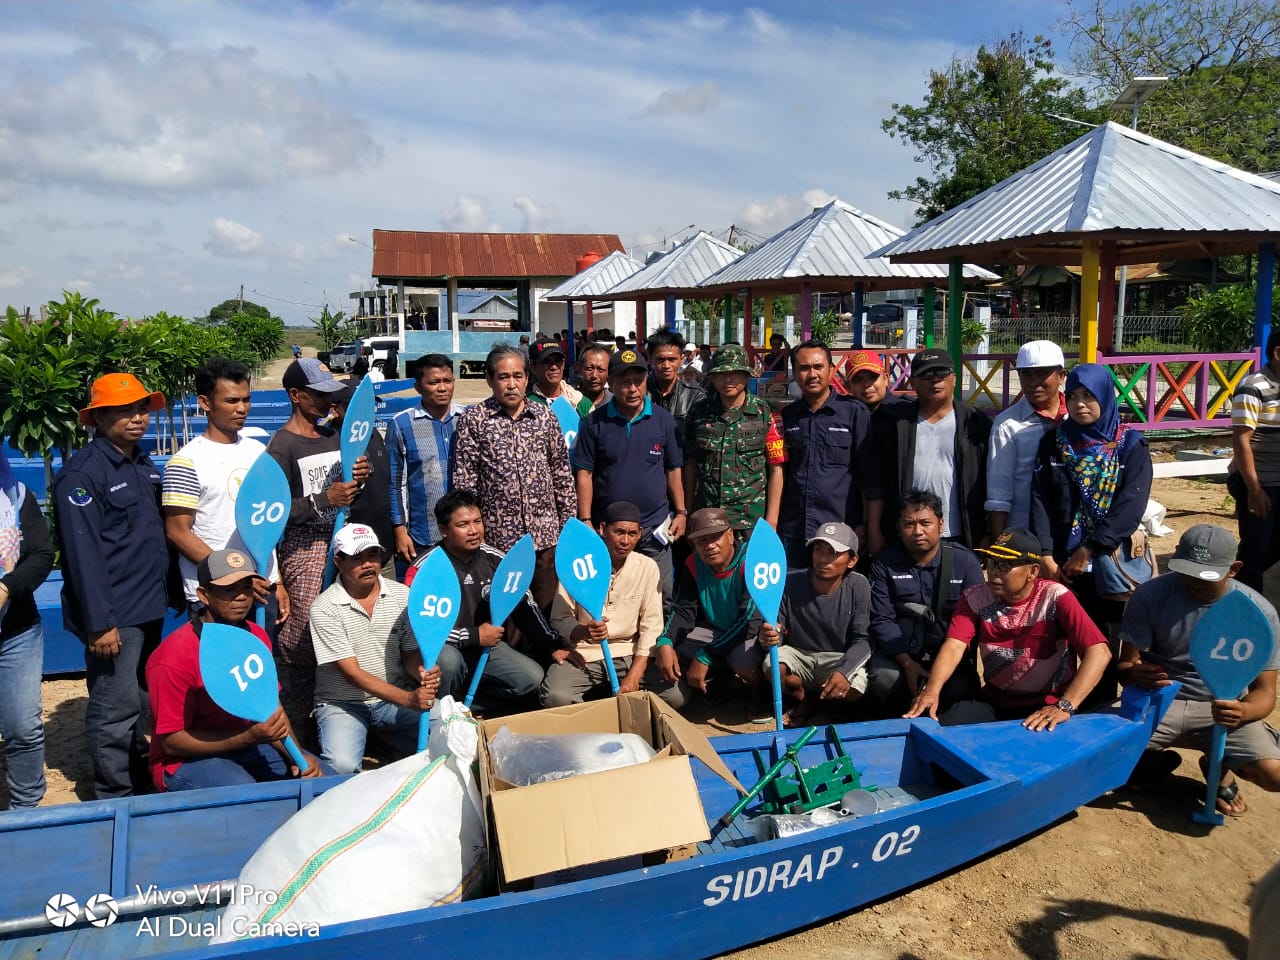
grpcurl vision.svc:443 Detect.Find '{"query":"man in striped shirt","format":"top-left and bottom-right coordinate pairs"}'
top-left (1229, 328), bottom-right (1280, 592)
top-left (310, 524), bottom-right (440, 775)
top-left (386, 354), bottom-right (465, 567)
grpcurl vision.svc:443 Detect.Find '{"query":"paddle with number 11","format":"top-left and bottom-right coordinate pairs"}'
top-left (199, 622), bottom-right (310, 772)
top-left (743, 518), bottom-right (787, 748)
top-left (463, 533), bottom-right (536, 708)
top-left (408, 548), bottom-right (462, 751)
top-left (555, 519), bottom-right (619, 693)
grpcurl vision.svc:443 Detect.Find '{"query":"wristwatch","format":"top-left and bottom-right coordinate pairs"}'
top-left (1054, 698), bottom-right (1076, 716)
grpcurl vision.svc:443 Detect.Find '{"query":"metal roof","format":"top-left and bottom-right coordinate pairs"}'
top-left (872, 122), bottom-right (1280, 266)
top-left (541, 250), bottom-right (643, 300)
top-left (605, 232), bottom-right (743, 298)
top-left (370, 231), bottom-right (625, 281)
top-left (698, 198), bottom-right (997, 294)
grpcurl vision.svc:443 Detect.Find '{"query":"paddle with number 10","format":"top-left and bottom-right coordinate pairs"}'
top-left (555, 519), bottom-right (619, 693)
top-left (743, 518), bottom-right (787, 744)
top-left (199, 622), bottom-right (310, 772)
top-left (463, 533), bottom-right (536, 708)
top-left (234, 452), bottom-right (291, 631)
top-left (322, 376), bottom-right (376, 588)
top-left (1188, 588), bottom-right (1275, 826)
top-left (408, 548), bottom-right (462, 751)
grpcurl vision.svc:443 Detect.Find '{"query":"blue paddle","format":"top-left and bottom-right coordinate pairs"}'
top-left (550, 395), bottom-right (581, 454)
top-left (234, 452), bottom-right (291, 630)
top-left (555, 519), bottom-right (619, 693)
top-left (1188, 587), bottom-right (1275, 826)
top-left (323, 376), bottom-right (377, 588)
top-left (408, 547), bottom-right (462, 750)
top-left (463, 533), bottom-right (537, 709)
top-left (743, 518), bottom-right (787, 744)
top-left (198, 622), bottom-right (310, 772)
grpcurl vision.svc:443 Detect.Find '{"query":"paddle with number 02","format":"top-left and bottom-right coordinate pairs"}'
top-left (1188, 588), bottom-right (1276, 826)
top-left (408, 547), bottom-right (462, 750)
top-left (743, 518), bottom-right (787, 740)
top-left (234, 453), bottom-right (291, 631)
top-left (555, 519), bottom-right (619, 693)
top-left (463, 533), bottom-right (536, 709)
top-left (198, 622), bottom-right (310, 772)
top-left (322, 376), bottom-right (377, 588)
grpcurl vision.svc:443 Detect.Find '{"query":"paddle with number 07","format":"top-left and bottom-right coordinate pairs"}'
top-left (1187, 588), bottom-right (1276, 826)
top-left (743, 518), bottom-right (787, 738)
top-left (555, 519), bottom-right (619, 693)
top-left (408, 547), bottom-right (462, 750)
top-left (234, 452), bottom-right (291, 631)
top-left (463, 533), bottom-right (536, 708)
top-left (323, 376), bottom-right (376, 587)
top-left (198, 622), bottom-right (310, 772)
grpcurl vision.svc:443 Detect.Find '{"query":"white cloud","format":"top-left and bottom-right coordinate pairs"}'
top-left (736, 189), bottom-right (837, 237)
top-left (0, 266), bottom-right (33, 289)
top-left (204, 218), bottom-right (265, 258)
top-left (440, 195), bottom-right (500, 232)
top-left (644, 80), bottom-right (721, 117)
top-left (513, 196), bottom-right (560, 232)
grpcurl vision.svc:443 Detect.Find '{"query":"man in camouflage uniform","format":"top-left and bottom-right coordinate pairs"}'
top-left (683, 345), bottom-right (786, 535)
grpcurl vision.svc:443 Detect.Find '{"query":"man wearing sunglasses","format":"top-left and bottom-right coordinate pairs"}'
top-left (904, 528), bottom-right (1111, 730)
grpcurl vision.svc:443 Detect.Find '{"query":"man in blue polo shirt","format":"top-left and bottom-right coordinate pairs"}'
top-left (574, 347), bottom-right (687, 607)
top-left (779, 341), bottom-right (871, 567)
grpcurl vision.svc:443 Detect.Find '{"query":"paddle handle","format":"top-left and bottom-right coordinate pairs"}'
top-left (769, 645), bottom-right (784, 733)
top-left (416, 711), bottom-right (432, 753)
top-left (281, 734), bottom-right (309, 774)
top-left (1191, 723), bottom-right (1228, 826)
top-left (322, 506), bottom-right (349, 588)
top-left (463, 648), bottom-right (491, 708)
top-left (600, 638), bottom-right (620, 694)
top-left (254, 605), bottom-right (267, 631)
top-left (718, 725), bottom-right (819, 827)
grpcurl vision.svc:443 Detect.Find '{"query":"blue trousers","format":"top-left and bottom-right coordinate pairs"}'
top-left (315, 699), bottom-right (422, 775)
top-left (438, 642), bottom-right (543, 712)
top-left (0, 624), bottom-right (45, 808)
top-left (164, 743), bottom-right (291, 791)
top-left (84, 621), bottom-right (162, 799)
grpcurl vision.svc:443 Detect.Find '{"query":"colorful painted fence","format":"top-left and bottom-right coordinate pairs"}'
top-left (1096, 350), bottom-right (1259, 431)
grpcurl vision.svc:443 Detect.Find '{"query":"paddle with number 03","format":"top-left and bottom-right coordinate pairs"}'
top-left (555, 519), bottom-right (619, 693)
top-left (322, 376), bottom-right (377, 588)
top-left (463, 533), bottom-right (536, 709)
top-left (198, 622), bottom-right (310, 772)
top-left (1187, 588), bottom-right (1276, 826)
top-left (408, 548), bottom-right (462, 751)
top-left (234, 453), bottom-right (291, 631)
top-left (743, 518), bottom-right (787, 740)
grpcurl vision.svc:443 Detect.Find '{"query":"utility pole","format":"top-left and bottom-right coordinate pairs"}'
top-left (238, 284), bottom-right (244, 313)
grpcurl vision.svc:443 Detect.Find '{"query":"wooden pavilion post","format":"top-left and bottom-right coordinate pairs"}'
top-left (800, 282), bottom-right (813, 340)
top-left (635, 297), bottom-right (647, 343)
top-left (744, 291), bottom-right (753, 350)
top-left (665, 294), bottom-right (677, 331)
top-left (1257, 241), bottom-right (1276, 351)
top-left (1080, 238), bottom-right (1101, 363)
top-left (1098, 237), bottom-right (1117, 354)
top-left (922, 283), bottom-right (936, 348)
top-left (763, 296), bottom-right (774, 348)
top-left (586, 300), bottom-right (595, 337)
top-left (852, 282), bottom-right (865, 348)
top-left (947, 258), bottom-right (963, 399)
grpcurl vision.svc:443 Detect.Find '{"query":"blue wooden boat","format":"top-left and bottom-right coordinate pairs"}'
top-left (0, 685), bottom-right (1175, 959)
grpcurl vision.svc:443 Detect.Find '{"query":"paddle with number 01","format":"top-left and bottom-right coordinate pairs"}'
top-left (233, 452), bottom-right (291, 631)
top-left (198, 622), bottom-right (310, 772)
top-left (408, 548), bottom-right (462, 751)
top-left (743, 518), bottom-right (787, 740)
top-left (555, 519), bottom-right (619, 693)
top-left (550, 395), bottom-right (581, 455)
top-left (463, 533), bottom-right (536, 709)
top-left (1187, 588), bottom-right (1276, 826)
top-left (322, 376), bottom-right (377, 588)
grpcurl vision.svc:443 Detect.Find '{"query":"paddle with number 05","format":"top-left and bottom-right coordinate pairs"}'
top-left (463, 533), bottom-right (536, 709)
top-left (555, 519), bottom-right (619, 693)
top-left (408, 547), bottom-right (462, 750)
top-left (234, 452), bottom-right (291, 631)
top-left (743, 518), bottom-right (787, 739)
top-left (323, 376), bottom-right (377, 588)
top-left (198, 622), bottom-right (310, 772)
top-left (1187, 588), bottom-right (1276, 826)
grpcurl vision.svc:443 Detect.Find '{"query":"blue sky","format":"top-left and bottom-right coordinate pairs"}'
top-left (0, 0), bottom-right (1066, 324)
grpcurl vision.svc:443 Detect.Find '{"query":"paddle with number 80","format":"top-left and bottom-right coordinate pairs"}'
top-left (555, 519), bottom-right (619, 693)
top-left (234, 452), bottom-right (291, 631)
top-left (463, 533), bottom-right (536, 708)
top-left (198, 622), bottom-right (310, 773)
top-left (743, 518), bottom-right (787, 740)
top-left (407, 547), bottom-right (462, 750)
top-left (322, 376), bottom-right (376, 588)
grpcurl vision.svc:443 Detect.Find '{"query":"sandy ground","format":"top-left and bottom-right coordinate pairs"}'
top-left (9, 356), bottom-right (1277, 958)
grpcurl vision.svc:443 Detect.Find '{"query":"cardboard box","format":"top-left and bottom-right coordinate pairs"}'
top-left (478, 692), bottom-right (745, 885)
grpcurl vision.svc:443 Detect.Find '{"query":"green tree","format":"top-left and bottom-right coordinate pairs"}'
top-left (206, 297), bottom-right (272, 325)
top-left (1180, 283), bottom-right (1274, 351)
top-left (312, 304), bottom-right (354, 351)
top-left (882, 32), bottom-right (1105, 224)
top-left (1063, 0), bottom-right (1280, 173)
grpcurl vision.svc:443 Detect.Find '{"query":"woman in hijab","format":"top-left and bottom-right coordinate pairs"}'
top-left (0, 449), bottom-right (56, 808)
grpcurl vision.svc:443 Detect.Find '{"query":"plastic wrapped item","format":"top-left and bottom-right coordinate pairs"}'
top-left (748, 807), bottom-right (845, 840)
top-left (488, 727), bottom-right (657, 786)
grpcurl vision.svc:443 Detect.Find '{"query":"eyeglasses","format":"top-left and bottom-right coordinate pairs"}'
top-left (982, 558), bottom-right (1032, 574)
top-left (913, 369), bottom-right (953, 381)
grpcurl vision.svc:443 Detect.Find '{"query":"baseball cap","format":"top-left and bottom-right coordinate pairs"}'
top-left (332, 523), bottom-right (384, 558)
top-left (79, 373), bottom-right (165, 425)
top-left (709, 344), bottom-right (753, 376)
top-left (530, 341), bottom-right (566, 364)
top-left (687, 507), bottom-right (731, 540)
top-left (844, 350), bottom-right (885, 378)
top-left (1015, 340), bottom-right (1066, 370)
top-left (1167, 524), bottom-right (1237, 581)
top-left (976, 528), bottom-right (1043, 564)
top-left (197, 548), bottom-right (259, 587)
top-left (807, 521), bottom-right (858, 555)
top-left (283, 358), bottom-right (345, 394)
top-left (609, 348), bottom-right (647, 377)
top-left (910, 349), bottom-right (955, 377)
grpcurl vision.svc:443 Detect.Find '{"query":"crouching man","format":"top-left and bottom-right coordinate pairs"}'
top-left (146, 550), bottom-right (324, 791)
top-left (310, 524), bottom-right (440, 775)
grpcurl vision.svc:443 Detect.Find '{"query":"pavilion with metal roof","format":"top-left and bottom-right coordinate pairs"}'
top-left (540, 250), bottom-right (644, 355)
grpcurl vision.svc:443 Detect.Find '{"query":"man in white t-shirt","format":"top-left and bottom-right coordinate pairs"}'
top-left (163, 358), bottom-right (288, 625)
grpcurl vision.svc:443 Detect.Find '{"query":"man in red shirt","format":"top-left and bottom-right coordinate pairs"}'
top-left (146, 549), bottom-right (323, 791)
top-left (904, 528), bottom-right (1111, 730)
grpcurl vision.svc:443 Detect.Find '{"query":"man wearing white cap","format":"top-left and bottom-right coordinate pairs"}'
top-left (1118, 524), bottom-right (1280, 817)
top-left (309, 523), bottom-right (440, 775)
top-left (985, 340), bottom-right (1067, 540)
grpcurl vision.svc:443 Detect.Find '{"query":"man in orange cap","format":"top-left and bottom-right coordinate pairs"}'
top-left (842, 350), bottom-right (908, 416)
top-left (53, 372), bottom-right (170, 799)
